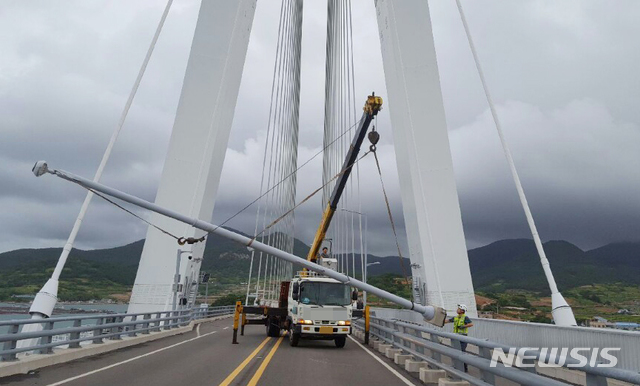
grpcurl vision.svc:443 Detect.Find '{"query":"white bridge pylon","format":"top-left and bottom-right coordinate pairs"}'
top-left (128, 0), bottom-right (477, 317)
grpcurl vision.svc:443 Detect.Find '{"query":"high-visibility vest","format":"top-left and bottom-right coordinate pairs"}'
top-left (453, 315), bottom-right (468, 335)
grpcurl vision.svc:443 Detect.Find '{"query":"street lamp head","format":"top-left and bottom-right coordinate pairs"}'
top-left (32, 160), bottom-right (49, 177)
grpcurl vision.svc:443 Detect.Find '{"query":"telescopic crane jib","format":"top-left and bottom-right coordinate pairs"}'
top-left (307, 93), bottom-right (383, 263)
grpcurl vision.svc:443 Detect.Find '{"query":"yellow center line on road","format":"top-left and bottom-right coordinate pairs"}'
top-left (247, 334), bottom-right (285, 386)
top-left (218, 336), bottom-right (272, 386)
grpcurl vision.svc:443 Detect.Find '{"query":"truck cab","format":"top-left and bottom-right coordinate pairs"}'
top-left (286, 263), bottom-right (355, 347)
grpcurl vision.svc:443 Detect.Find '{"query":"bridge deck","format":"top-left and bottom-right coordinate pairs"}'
top-left (2, 318), bottom-right (417, 386)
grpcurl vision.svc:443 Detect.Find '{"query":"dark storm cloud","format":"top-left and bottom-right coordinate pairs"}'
top-left (1, 0), bottom-right (639, 257)
top-left (451, 99), bottom-right (640, 249)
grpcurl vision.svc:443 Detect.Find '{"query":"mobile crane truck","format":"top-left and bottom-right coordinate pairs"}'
top-left (238, 94), bottom-right (383, 348)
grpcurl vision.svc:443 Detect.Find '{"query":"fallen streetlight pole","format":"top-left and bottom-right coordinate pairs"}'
top-left (32, 160), bottom-right (446, 326)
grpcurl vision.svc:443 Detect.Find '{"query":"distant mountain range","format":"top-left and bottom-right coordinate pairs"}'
top-left (1, 232), bottom-right (639, 297)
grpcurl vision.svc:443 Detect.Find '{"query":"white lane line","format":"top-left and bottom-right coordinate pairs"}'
top-left (348, 335), bottom-right (417, 386)
top-left (47, 330), bottom-right (218, 386)
top-left (223, 326), bottom-right (229, 330)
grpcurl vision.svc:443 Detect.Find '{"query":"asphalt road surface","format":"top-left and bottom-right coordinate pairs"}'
top-left (2, 318), bottom-right (420, 386)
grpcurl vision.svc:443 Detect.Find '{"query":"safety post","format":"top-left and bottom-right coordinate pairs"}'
top-left (232, 301), bottom-right (242, 344)
top-left (364, 305), bottom-right (370, 344)
top-left (241, 312), bottom-right (247, 336)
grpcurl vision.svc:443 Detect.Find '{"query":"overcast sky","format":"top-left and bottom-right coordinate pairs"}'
top-left (1, 0), bottom-right (639, 257)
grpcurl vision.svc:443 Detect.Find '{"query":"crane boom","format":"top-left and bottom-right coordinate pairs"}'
top-left (306, 93), bottom-right (383, 262)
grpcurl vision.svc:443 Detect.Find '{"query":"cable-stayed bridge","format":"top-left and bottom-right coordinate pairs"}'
top-left (1, 1), bottom-right (639, 385)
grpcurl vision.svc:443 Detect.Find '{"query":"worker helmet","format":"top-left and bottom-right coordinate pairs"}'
top-left (457, 304), bottom-right (468, 312)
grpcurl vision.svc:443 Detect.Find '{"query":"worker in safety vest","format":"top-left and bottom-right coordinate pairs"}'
top-left (446, 304), bottom-right (473, 371)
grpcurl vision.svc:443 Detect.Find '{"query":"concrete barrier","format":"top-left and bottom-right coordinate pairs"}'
top-left (405, 360), bottom-right (428, 373)
top-left (385, 347), bottom-right (401, 359)
top-left (419, 369), bottom-right (446, 384)
top-left (394, 353), bottom-right (412, 366)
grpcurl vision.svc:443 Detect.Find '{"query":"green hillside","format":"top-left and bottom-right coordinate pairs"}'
top-left (1, 235), bottom-right (639, 304)
top-left (468, 239), bottom-right (640, 293)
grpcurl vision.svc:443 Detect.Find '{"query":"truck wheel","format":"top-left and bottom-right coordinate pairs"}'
top-left (335, 336), bottom-right (346, 348)
top-left (266, 317), bottom-right (280, 337)
top-left (289, 331), bottom-right (300, 347)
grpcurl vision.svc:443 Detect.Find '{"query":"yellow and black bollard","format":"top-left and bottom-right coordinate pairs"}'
top-left (241, 312), bottom-right (247, 336)
top-left (364, 305), bottom-right (370, 344)
top-left (232, 301), bottom-right (242, 344)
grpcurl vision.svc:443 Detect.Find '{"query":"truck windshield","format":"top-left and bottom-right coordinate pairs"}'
top-left (299, 282), bottom-right (351, 306)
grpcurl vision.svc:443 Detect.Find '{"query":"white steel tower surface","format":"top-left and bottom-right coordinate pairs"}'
top-left (128, 0), bottom-right (257, 313)
top-left (375, 0), bottom-right (477, 316)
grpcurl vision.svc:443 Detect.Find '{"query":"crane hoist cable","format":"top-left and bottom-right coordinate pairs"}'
top-left (369, 133), bottom-right (410, 282)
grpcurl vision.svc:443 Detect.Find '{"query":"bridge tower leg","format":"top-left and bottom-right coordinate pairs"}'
top-left (375, 0), bottom-right (477, 316)
top-left (128, 0), bottom-right (257, 314)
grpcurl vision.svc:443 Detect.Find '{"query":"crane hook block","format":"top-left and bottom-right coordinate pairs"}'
top-left (368, 130), bottom-right (380, 146)
top-left (368, 130), bottom-right (380, 152)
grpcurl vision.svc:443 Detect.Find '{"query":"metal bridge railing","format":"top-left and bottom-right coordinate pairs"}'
top-left (353, 315), bottom-right (640, 386)
top-left (0, 305), bottom-right (235, 362)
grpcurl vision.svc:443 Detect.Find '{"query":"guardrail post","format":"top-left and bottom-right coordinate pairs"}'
top-left (164, 312), bottom-right (172, 330)
top-left (479, 345), bottom-right (496, 384)
top-left (1, 323), bottom-right (20, 361)
top-left (167, 311), bottom-right (174, 329)
top-left (129, 315), bottom-right (138, 337)
top-left (111, 316), bottom-right (123, 340)
top-left (380, 319), bottom-right (387, 341)
top-left (391, 320), bottom-right (400, 347)
top-left (69, 319), bottom-right (82, 348)
top-left (520, 349), bottom-right (537, 374)
top-left (387, 320), bottom-right (394, 342)
top-left (428, 333), bottom-right (442, 362)
top-left (155, 312), bottom-right (162, 332)
top-left (450, 337), bottom-right (465, 374)
top-left (105, 317), bottom-right (115, 339)
top-left (232, 301), bottom-right (242, 344)
top-left (141, 314), bottom-right (151, 334)
top-left (364, 305), bottom-right (370, 344)
top-left (409, 326), bottom-right (425, 356)
top-left (93, 317), bottom-right (104, 344)
top-left (38, 321), bottom-right (55, 354)
top-left (398, 321), bottom-right (408, 348)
